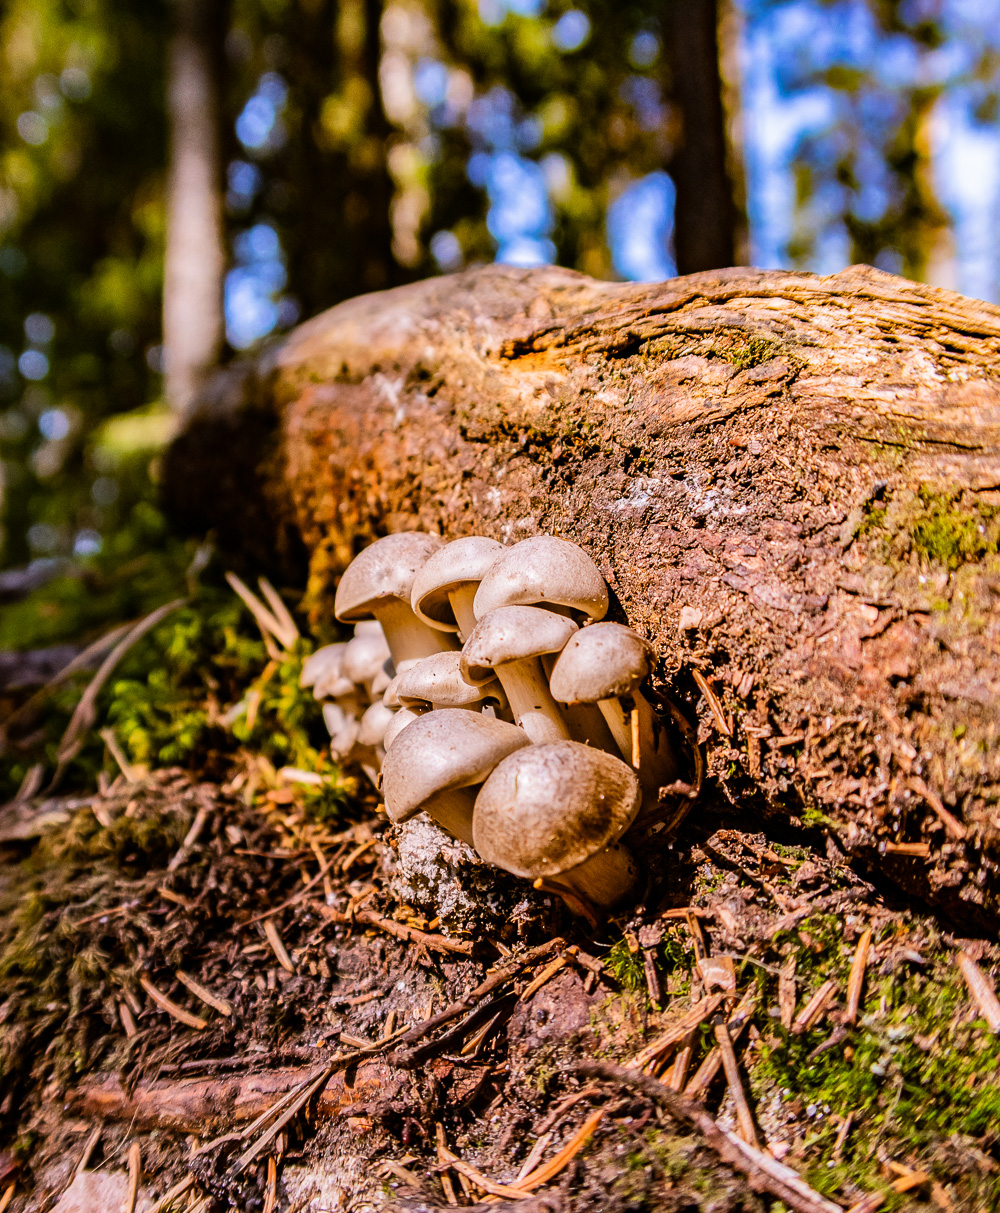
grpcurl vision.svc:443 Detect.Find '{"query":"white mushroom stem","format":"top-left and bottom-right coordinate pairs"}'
top-left (424, 790), bottom-right (477, 847)
top-left (494, 657), bottom-right (572, 745)
top-left (550, 842), bottom-right (638, 909)
top-left (561, 701), bottom-right (621, 755)
top-left (447, 584), bottom-right (480, 641)
top-left (372, 597), bottom-right (456, 666)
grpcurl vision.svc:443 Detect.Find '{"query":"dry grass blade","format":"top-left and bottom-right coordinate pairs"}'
top-left (139, 976), bottom-right (208, 1031)
top-left (692, 670), bottom-right (733, 737)
top-left (515, 1132), bottom-right (553, 1182)
top-left (230, 1064), bottom-right (336, 1176)
top-left (630, 992), bottom-right (726, 1071)
top-left (844, 929), bottom-right (872, 1025)
top-left (575, 1061), bottom-right (842, 1213)
top-left (792, 979), bottom-right (837, 1035)
top-left (99, 727), bottom-right (139, 781)
top-left (514, 1108), bottom-right (605, 1191)
top-left (437, 1147), bottom-right (527, 1200)
top-left (521, 955), bottom-right (569, 1000)
top-left (263, 920), bottom-right (295, 973)
top-left (54, 598), bottom-right (187, 774)
top-left (226, 572), bottom-right (297, 650)
top-left (257, 577), bottom-right (300, 648)
top-left (123, 1141), bottom-right (141, 1213)
top-left (956, 951), bottom-right (1000, 1033)
top-left (148, 1175), bottom-right (196, 1213)
top-left (0, 1184), bottom-right (14, 1213)
top-left (175, 970), bottom-right (233, 1017)
top-left (713, 1019), bottom-right (759, 1147)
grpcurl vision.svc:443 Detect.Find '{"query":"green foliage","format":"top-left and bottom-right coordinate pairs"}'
top-left (605, 937), bottom-right (646, 992)
top-left (910, 488), bottom-right (1000, 570)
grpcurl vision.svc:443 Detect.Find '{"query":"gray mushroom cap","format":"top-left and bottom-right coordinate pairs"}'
top-left (397, 650), bottom-right (504, 708)
top-left (472, 741), bottom-right (641, 878)
top-left (411, 536), bottom-right (505, 631)
top-left (358, 700), bottom-right (396, 747)
top-left (342, 628), bottom-right (392, 686)
top-left (460, 605), bottom-right (578, 685)
top-left (335, 533), bottom-right (445, 622)
top-left (381, 709), bottom-right (530, 824)
top-left (473, 535), bottom-right (609, 622)
top-left (300, 643), bottom-right (347, 690)
top-left (549, 622), bottom-right (654, 703)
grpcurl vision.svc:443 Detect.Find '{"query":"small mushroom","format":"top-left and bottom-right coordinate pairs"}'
top-left (300, 642), bottom-right (355, 700)
top-left (473, 741), bottom-right (641, 910)
top-left (549, 622), bottom-right (678, 789)
top-left (461, 605), bottom-right (577, 744)
top-left (411, 535), bottom-right (504, 639)
top-left (397, 651), bottom-right (507, 713)
top-left (334, 533), bottom-right (458, 666)
top-left (473, 534), bottom-right (608, 623)
top-left (382, 705), bottom-right (426, 752)
top-left (342, 625), bottom-right (392, 699)
top-left (382, 709), bottom-right (530, 845)
top-left (358, 699), bottom-right (396, 748)
top-left (323, 701), bottom-right (361, 759)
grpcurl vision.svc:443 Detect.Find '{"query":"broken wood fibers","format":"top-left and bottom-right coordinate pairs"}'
top-left (166, 263), bottom-right (1000, 928)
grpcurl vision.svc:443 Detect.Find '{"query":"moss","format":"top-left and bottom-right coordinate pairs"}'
top-left (910, 489), bottom-right (999, 569)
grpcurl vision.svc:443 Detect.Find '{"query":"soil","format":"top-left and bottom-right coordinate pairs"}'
top-left (3, 759), bottom-right (999, 1213)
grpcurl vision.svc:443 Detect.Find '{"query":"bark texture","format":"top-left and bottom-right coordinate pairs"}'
top-left (166, 263), bottom-right (1000, 929)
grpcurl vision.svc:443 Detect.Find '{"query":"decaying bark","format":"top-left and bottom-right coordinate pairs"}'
top-left (165, 263), bottom-right (1000, 929)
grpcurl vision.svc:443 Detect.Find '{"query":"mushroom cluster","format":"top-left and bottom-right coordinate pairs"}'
top-left (304, 532), bottom-right (678, 917)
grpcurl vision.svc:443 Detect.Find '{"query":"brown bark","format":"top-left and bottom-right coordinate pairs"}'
top-left (70, 1061), bottom-right (392, 1134)
top-left (662, 0), bottom-right (742, 273)
top-left (165, 263), bottom-right (1000, 929)
top-left (163, 0), bottom-right (227, 414)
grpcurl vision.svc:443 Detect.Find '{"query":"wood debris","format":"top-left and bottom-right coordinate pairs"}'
top-left (713, 1017), bottom-right (758, 1147)
top-left (844, 928), bottom-right (872, 1025)
top-left (174, 970), bottom-right (233, 1017)
top-left (792, 979), bottom-right (838, 1035)
top-left (630, 992), bottom-right (726, 1072)
top-left (124, 1141), bottom-right (141, 1213)
top-left (139, 975), bottom-right (207, 1031)
top-left (956, 950), bottom-right (1000, 1033)
top-left (263, 919), bottom-right (295, 973)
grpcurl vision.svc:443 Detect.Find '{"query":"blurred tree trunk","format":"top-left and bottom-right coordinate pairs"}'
top-left (163, 0), bottom-right (227, 415)
top-left (662, 0), bottom-right (743, 273)
top-left (281, 0), bottom-right (398, 319)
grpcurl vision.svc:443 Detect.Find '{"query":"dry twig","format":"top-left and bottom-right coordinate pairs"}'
top-left (575, 1061), bottom-right (842, 1213)
top-left (630, 992), bottom-right (726, 1071)
top-left (175, 970), bottom-right (233, 1017)
top-left (844, 929), bottom-right (872, 1026)
top-left (792, 980), bottom-right (838, 1035)
top-left (263, 920), bottom-right (295, 973)
top-left (124, 1142), bottom-right (141, 1213)
top-left (713, 1018), bottom-right (758, 1147)
top-left (956, 951), bottom-right (1000, 1033)
top-left (139, 976), bottom-right (208, 1031)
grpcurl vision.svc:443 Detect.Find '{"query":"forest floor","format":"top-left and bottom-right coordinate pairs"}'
top-left (1, 559), bottom-right (1000, 1213)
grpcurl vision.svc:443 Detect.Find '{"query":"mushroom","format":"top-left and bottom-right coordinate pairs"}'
top-left (358, 699), bottom-right (396, 749)
top-left (342, 625), bottom-right (392, 699)
top-left (334, 533), bottom-right (458, 666)
top-left (473, 534), bottom-right (608, 623)
top-left (300, 642), bottom-right (355, 700)
top-left (548, 622), bottom-right (678, 789)
top-left (323, 701), bottom-right (361, 759)
top-left (381, 709), bottom-right (530, 846)
top-left (472, 741), bottom-right (641, 910)
top-left (460, 605), bottom-right (577, 744)
top-left (382, 705), bottom-right (426, 752)
top-left (397, 651), bottom-right (507, 713)
top-left (411, 536), bottom-right (504, 640)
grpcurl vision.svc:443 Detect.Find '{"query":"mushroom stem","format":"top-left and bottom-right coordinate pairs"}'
top-left (632, 694), bottom-right (679, 787)
top-left (447, 584), bottom-right (480, 641)
top-left (372, 597), bottom-right (456, 666)
top-left (554, 841), bottom-right (638, 909)
top-left (495, 657), bottom-right (573, 745)
top-left (421, 790), bottom-right (477, 847)
top-left (597, 698), bottom-right (633, 762)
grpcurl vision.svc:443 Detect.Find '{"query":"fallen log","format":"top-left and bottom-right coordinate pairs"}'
top-left (165, 263), bottom-right (1000, 928)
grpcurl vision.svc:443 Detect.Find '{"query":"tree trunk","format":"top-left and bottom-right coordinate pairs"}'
top-left (163, 0), bottom-right (227, 414)
top-left (662, 0), bottom-right (742, 273)
top-left (165, 263), bottom-right (1000, 930)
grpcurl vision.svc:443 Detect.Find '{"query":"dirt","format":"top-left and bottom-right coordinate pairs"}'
top-left (2, 759), bottom-right (999, 1213)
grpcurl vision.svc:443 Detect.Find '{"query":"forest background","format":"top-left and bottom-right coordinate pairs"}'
top-left (1, 0), bottom-right (999, 624)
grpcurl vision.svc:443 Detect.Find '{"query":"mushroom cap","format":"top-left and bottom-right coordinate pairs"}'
top-left (473, 535), bottom-right (608, 622)
top-left (300, 643), bottom-right (347, 691)
top-left (397, 651), bottom-right (504, 708)
top-left (411, 536), bottom-right (505, 631)
top-left (473, 741), bottom-right (641, 878)
top-left (460, 605), bottom-right (577, 685)
top-left (335, 533), bottom-right (445, 622)
top-left (381, 709), bottom-right (530, 824)
top-left (342, 629), bottom-right (392, 686)
top-left (549, 622), bottom-right (654, 704)
top-left (382, 705), bottom-right (425, 752)
top-left (323, 701), bottom-right (360, 757)
top-left (358, 699), bottom-right (396, 747)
